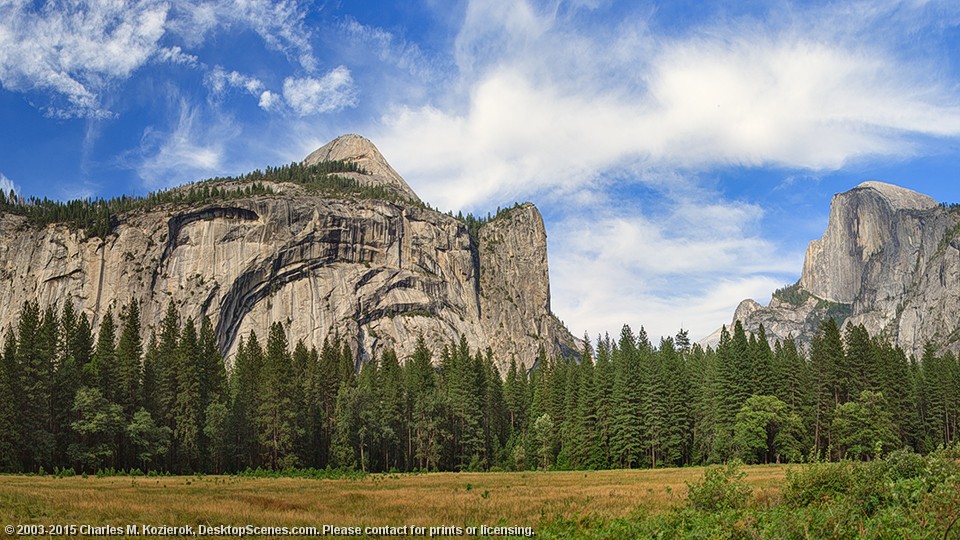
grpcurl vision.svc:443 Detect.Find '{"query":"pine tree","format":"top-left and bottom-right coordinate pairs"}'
top-left (592, 333), bottom-right (614, 468)
top-left (712, 325), bottom-right (742, 460)
top-left (229, 332), bottom-right (263, 470)
top-left (156, 303), bottom-right (180, 441)
top-left (610, 325), bottom-right (643, 468)
top-left (810, 318), bottom-right (844, 458)
top-left (659, 337), bottom-right (691, 466)
top-left (687, 344), bottom-right (718, 464)
top-left (198, 316), bottom-right (227, 470)
top-left (173, 318), bottom-right (201, 473)
top-left (293, 340), bottom-right (322, 468)
top-left (330, 381), bottom-right (358, 469)
top-left (844, 324), bottom-right (874, 397)
top-left (116, 301), bottom-right (143, 419)
top-left (317, 335), bottom-right (341, 468)
top-left (0, 327), bottom-right (20, 471)
top-left (481, 350), bottom-right (507, 469)
top-left (378, 348), bottom-right (405, 471)
top-left (17, 301), bottom-right (54, 471)
top-left (258, 322), bottom-right (300, 469)
top-left (750, 325), bottom-right (776, 397)
top-left (52, 303), bottom-right (83, 466)
top-left (90, 308), bottom-right (117, 403)
top-left (404, 335), bottom-right (445, 471)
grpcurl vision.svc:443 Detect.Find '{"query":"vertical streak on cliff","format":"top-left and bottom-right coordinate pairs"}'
top-left (93, 241), bottom-right (105, 325)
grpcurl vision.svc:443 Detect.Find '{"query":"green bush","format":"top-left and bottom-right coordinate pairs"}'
top-left (881, 448), bottom-right (925, 481)
top-left (783, 460), bottom-right (854, 507)
top-left (686, 461), bottom-right (752, 512)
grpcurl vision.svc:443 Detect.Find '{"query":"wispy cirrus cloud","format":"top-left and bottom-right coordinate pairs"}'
top-left (133, 98), bottom-right (239, 189)
top-left (169, 0), bottom-right (318, 71)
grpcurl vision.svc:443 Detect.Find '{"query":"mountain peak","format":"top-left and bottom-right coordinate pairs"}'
top-left (303, 134), bottom-right (420, 202)
top-left (853, 181), bottom-right (937, 211)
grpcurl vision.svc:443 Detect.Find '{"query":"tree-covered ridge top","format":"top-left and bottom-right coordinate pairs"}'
top-left (0, 160), bottom-right (424, 239)
top-left (0, 158), bottom-right (531, 245)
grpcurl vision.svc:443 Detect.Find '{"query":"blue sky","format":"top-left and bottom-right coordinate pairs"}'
top-left (2, 0), bottom-right (960, 343)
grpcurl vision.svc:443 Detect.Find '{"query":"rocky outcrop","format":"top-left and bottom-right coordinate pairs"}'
top-left (478, 203), bottom-right (578, 367)
top-left (703, 181), bottom-right (960, 357)
top-left (0, 136), bottom-right (577, 372)
top-left (303, 134), bottom-right (421, 203)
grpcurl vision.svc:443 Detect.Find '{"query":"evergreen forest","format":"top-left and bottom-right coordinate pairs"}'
top-left (0, 299), bottom-right (957, 475)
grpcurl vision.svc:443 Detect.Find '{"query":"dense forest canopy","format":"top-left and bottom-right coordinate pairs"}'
top-left (0, 299), bottom-right (956, 475)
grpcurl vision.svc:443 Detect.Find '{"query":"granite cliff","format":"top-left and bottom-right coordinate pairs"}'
top-left (703, 181), bottom-right (960, 356)
top-left (0, 135), bottom-right (577, 371)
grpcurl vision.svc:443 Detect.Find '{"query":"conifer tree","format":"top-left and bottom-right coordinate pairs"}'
top-left (750, 325), bottom-right (776, 397)
top-left (610, 325), bottom-right (643, 468)
top-left (258, 322), bottom-right (300, 469)
top-left (330, 381), bottom-right (358, 469)
top-left (198, 316), bottom-right (227, 470)
top-left (592, 333), bottom-right (614, 468)
top-left (810, 318), bottom-right (844, 457)
top-left (229, 333), bottom-right (263, 470)
top-left (116, 301), bottom-right (143, 419)
top-left (293, 340), bottom-right (322, 468)
top-left (17, 301), bottom-right (54, 471)
top-left (378, 348), bottom-right (405, 471)
top-left (91, 308), bottom-right (117, 403)
top-left (156, 303), bottom-right (180, 442)
top-left (173, 318), bottom-right (201, 472)
top-left (52, 303), bottom-right (83, 466)
top-left (0, 327), bottom-right (20, 471)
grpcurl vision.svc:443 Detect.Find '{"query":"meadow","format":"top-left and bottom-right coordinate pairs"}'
top-left (0, 465), bottom-right (789, 537)
top-left (3, 455), bottom-right (959, 539)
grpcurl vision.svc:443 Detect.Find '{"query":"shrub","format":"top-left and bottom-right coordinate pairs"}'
top-left (782, 461), bottom-right (854, 507)
top-left (881, 448), bottom-right (925, 481)
top-left (686, 461), bottom-right (752, 512)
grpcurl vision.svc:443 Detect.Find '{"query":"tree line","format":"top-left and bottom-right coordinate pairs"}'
top-left (0, 300), bottom-right (957, 475)
top-left (0, 159), bottom-right (379, 240)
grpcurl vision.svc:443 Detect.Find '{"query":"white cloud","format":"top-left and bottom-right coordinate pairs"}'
top-left (0, 0), bottom-right (319, 117)
top-left (341, 17), bottom-right (437, 80)
top-left (258, 90), bottom-right (280, 111)
top-left (282, 67), bottom-right (357, 116)
top-left (0, 0), bottom-right (169, 117)
top-left (206, 66), bottom-right (265, 96)
top-left (549, 193), bottom-right (803, 342)
top-left (373, 0), bottom-right (960, 212)
top-left (0, 173), bottom-right (18, 197)
top-left (155, 46), bottom-right (198, 66)
top-left (135, 98), bottom-right (239, 188)
top-left (169, 0), bottom-right (317, 71)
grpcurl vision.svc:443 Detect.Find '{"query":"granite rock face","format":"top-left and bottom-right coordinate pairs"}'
top-left (0, 136), bottom-right (577, 372)
top-left (703, 181), bottom-right (960, 357)
top-left (303, 134), bottom-right (421, 203)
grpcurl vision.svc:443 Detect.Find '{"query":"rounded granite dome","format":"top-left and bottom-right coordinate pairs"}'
top-left (303, 134), bottom-right (421, 203)
top-left (855, 181), bottom-right (937, 211)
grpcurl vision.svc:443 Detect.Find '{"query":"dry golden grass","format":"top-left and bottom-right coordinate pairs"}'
top-left (0, 465), bottom-right (789, 538)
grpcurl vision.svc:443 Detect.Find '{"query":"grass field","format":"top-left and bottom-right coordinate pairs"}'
top-left (0, 465), bottom-right (789, 537)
